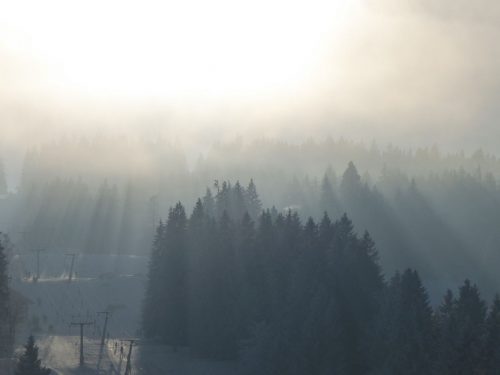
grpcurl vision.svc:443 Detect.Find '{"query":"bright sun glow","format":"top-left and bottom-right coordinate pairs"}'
top-left (0, 0), bottom-right (356, 102)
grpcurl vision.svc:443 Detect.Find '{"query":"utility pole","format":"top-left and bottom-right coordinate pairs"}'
top-left (65, 253), bottom-right (77, 283)
top-left (97, 311), bottom-right (110, 347)
top-left (123, 339), bottom-right (137, 375)
top-left (70, 321), bottom-right (94, 366)
top-left (31, 249), bottom-right (45, 282)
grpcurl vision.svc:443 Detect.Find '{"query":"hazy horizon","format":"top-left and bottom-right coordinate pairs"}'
top-left (2, 0), bottom-right (500, 163)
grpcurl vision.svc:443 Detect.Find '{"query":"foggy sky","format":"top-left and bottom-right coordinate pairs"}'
top-left (1, 0), bottom-right (500, 161)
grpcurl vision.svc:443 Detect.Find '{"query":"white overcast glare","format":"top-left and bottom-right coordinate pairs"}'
top-left (1, 0), bottom-right (500, 167)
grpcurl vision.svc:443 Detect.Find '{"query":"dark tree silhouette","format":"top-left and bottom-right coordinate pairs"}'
top-left (0, 235), bottom-right (10, 357)
top-left (15, 335), bottom-right (51, 375)
top-left (141, 179), bottom-right (500, 373)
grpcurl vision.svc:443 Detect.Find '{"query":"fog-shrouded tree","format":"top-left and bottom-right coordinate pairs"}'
top-left (452, 280), bottom-right (487, 374)
top-left (14, 335), bottom-right (51, 375)
top-left (141, 179), bottom-right (500, 373)
top-left (482, 295), bottom-right (500, 374)
top-left (7, 139), bottom-right (500, 302)
top-left (161, 202), bottom-right (189, 349)
top-left (245, 179), bottom-right (262, 220)
top-left (0, 234), bottom-right (10, 356)
top-left (142, 203), bottom-right (189, 349)
top-left (142, 220), bottom-right (166, 338)
top-left (373, 269), bottom-right (435, 374)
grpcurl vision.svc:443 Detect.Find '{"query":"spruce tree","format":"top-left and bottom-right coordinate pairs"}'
top-left (0, 235), bottom-right (9, 356)
top-left (161, 203), bottom-right (188, 348)
top-left (187, 199), bottom-right (208, 353)
top-left (320, 174), bottom-right (341, 218)
top-left (215, 181), bottom-right (231, 218)
top-left (142, 221), bottom-right (166, 338)
top-left (235, 212), bottom-right (257, 337)
top-left (245, 179), bottom-right (262, 220)
top-left (210, 211), bottom-right (238, 359)
top-left (340, 161), bottom-right (361, 196)
top-left (435, 289), bottom-right (458, 374)
top-left (453, 280), bottom-right (487, 374)
top-left (374, 269), bottom-right (434, 374)
top-left (482, 295), bottom-right (500, 374)
top-left (15, 335), bottom-right (51, 375)
top-left (231, 181), bottom-right (247, 220)
top-left (202, 188), bottom-right (215, 217)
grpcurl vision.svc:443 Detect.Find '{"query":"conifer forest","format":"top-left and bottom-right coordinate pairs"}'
top-left (3, 0), bottom-right (500, 374)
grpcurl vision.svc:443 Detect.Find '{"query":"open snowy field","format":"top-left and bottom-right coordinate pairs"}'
top-left (9, 253), bottom-right (238, 374)
top-left (11, 253), bottom-right (148, 338)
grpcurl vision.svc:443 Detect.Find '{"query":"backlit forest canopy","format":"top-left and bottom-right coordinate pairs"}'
top-left (1, 137), bottom-right (500, 300)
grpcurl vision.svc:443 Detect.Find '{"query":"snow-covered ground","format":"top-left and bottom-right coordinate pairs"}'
top-left (11, 253), bottom-right (148, 339)
top-left (36, 335), bottom-right (113, 374)
top-left (10, 253), bottom-right (239, 375)
top-left (107, 340), bottom-right (238, 375)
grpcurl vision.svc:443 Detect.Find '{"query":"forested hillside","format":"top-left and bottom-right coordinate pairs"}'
top-left (142, 186), bottom-right (500, 374)
top-left (2, 138), bottom-right (500, 298)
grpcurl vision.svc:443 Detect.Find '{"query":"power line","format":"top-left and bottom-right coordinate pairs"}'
top-left (30, 249), bottom-right (45, 282)
top-left (96, 311), bottom-right (111, 347)
top-left (121, 339), bottom-right (138, 375)
top-left (70, 321), bottom-right (94, 367)
top-left (65, 253), bottom-right (77, 283)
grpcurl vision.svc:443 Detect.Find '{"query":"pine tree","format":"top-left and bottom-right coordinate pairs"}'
top-left (231, 181), bottom-right (247, 220)
top-left (202, 188), bottom-right (215, 217)
top-left (187, 199), bottom-right (208, 353)
top-left (0, 235), bottom-right (8, 313)
top-left (235, 212), bottom-right (257, 337)
top-left (0, 235), bottom-right (10, 356)
top-left (210, 211), bottom-right (238, 359)
top-left (320, 174), bottom-right (341, 218)
top-left (245, 179), bottom-right (262, 220)
top-left (15, 335), bottom-right (51, 375)
top-left (435, 289), bottom-right (458, 374)
top-left (482, 295), bottom-right (500, 374)
top-left (374, 269), bottom-right (435, 374)
top-left (326, 215), bottom-right (383, 374)
top-left (161, 203), bottom-right (189, 348)
top-left (215, 181), bottom-right (231, 218)
top-left (340, 161), bottom-right (361, 196)
top-left (142, 221), bottom-right (166, 338)
top-left (452, 280), bottom-right (487, 374)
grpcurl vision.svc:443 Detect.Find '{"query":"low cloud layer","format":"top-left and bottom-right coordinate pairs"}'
top-left (1, 0), bottom-right (500, 155)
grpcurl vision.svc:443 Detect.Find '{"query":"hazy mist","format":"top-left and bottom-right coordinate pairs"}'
top-left (3, 1), bottom-right (500, 374)
top-left (2, 0), bottom-right (500, 163)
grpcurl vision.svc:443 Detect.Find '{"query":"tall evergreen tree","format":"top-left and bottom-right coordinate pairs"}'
top-left (437, 280), bottom-right (487, 374)
top-left (435, 289), bottom-right (458, 374)
top-left (320, 174), bottom-right (342, 218)
top-left (161, 203), bottom-right (189, 348)
top-left (210, 211), bottom-right (238, 359)
top-left (142, 221), bottom-right (166, 338)
top-left (453, 280), bottom-right (487, 374)
top-left (14, 335), bottom-right (51, 375)
top-left (340, 161), bottom-right (361, 196)
top-left (0, 235), bottom-right (10, 356)
top-left (202, 188), bottom-right (215, 217)
top-left (245, 179), bottom-right (262, 220)
top-left (235, 212), bottom-right (257, 338)
top-left (482, 295), bottom-right (500, 374)
top-left (374, 269), bottom-right (435, 374)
